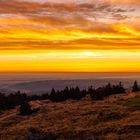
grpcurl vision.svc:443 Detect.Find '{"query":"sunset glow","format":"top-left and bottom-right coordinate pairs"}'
top-left (0, 0), bottom-right (140, 72)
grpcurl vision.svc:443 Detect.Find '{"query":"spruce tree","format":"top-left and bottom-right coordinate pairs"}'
top-left (132, 81), bottom-right (140, 92)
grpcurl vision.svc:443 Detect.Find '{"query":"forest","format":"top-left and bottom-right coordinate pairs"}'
top-left (0, 81), bottom-right (139, 115)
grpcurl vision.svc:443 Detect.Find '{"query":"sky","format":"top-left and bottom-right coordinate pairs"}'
top-left (0, 0), bottom-right (140, 72)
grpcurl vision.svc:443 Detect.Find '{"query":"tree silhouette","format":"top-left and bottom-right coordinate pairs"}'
top-left (132, 81), bottom-right (140, 92)
top-left (90, 82), bottom-right (126, 100)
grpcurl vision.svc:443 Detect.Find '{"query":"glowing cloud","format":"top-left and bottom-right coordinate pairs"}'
top-left (0, 0), bottom-right (140, 72)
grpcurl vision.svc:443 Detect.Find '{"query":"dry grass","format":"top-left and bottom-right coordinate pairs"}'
top-left (0, 92), bottom-right (140, 140)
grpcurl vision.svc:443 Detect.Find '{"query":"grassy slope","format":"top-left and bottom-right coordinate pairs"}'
top-left (117, 96), bottom-right (140, 109)
top-left (0, 92), bottom-right (140, 140)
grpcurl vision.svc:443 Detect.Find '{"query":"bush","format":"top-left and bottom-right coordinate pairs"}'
top-left (19, 101), bottom-right (32, 115)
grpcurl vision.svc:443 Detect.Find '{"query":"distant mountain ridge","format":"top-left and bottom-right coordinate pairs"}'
top-left (0, 78), bottom-right (139, 95)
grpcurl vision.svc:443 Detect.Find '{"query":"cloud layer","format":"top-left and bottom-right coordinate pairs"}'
top-left (0, 0), bottom-right (140, 50)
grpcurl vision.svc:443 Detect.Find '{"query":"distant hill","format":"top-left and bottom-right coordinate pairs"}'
top-left (0, 79), bottom-right (137, 95)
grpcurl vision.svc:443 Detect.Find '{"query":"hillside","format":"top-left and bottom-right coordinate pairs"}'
top-left (0, 92), bottom-right (140, 140)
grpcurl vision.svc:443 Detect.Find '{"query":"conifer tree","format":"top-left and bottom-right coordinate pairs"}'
top-left (132, 81), bottom-right (140, 92)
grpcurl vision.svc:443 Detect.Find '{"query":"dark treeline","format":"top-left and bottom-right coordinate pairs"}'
top-left (0, 81), bottom-right (140, 112)
top-left (0, 91), bottom-right (27, 111)
top-left (49, 86), bottom-right (86, 102)
top-left (89, 82), bottom-right (126, 100)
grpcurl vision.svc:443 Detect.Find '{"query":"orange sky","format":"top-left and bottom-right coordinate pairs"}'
top-left (0, 0), bottom-right (140, 72)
